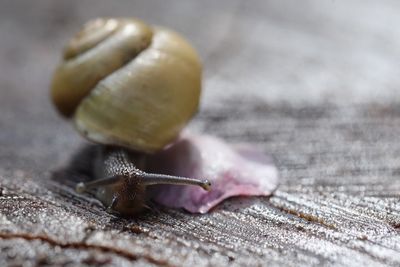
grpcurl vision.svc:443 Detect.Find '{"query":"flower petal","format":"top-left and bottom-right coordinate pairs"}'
top-left (147, 133), bottom-right (279, 213)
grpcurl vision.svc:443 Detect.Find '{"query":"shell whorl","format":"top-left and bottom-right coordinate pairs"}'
top-left (51, 18), bottom-right (202, 153)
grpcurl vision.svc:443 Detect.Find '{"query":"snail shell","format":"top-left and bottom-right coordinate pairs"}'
top-left (51, 18), bottom-right (202, 153)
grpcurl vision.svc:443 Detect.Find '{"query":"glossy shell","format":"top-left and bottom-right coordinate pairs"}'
top-left (51, 18), bottom-right (202, 153)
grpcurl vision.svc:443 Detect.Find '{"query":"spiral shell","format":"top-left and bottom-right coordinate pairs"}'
top-left (51, 18), bottom-right (202, 153)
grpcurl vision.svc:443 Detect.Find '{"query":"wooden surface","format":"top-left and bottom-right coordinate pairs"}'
top-left (1, 0), bottom-right (400, 266)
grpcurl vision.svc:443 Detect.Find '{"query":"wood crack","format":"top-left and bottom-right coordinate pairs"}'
top-left (0, 232), bottom-right (172, 267)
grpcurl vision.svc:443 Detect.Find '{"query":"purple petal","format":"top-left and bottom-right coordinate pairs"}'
top-left (147, 132), bottom-right (279, 213)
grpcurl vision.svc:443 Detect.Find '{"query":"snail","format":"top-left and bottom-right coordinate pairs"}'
top-left (51, 18), bottom-right (211, 215)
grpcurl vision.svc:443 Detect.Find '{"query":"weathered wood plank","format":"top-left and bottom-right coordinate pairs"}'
top-left (1, 0), bottom-right (400, 266)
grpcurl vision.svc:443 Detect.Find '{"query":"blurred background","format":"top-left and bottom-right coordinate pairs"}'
top-left (2, 0), bottom-right (400, 111)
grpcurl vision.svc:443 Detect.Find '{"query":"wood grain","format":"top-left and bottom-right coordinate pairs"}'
top-left (1, 0), bottom-right (400, 266)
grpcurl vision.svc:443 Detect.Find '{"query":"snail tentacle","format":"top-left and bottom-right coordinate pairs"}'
top-left (75, 176), bottom-right (121, 193)
top-left (76, 149), bottom-right (211, 191)
top-left (106, 194), bottom-right (120, 214)
top-left (75, 147), bottom-right (211, 215)
top-left (140, 173), bottom-right (211, 191)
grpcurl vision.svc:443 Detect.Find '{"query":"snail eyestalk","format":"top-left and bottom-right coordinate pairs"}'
top-left (75, 176), bottom-right (122, 193)
top-left (75, 172), bottom-right (211, 193)
top-left (140, 173), bottom-right (211, 191)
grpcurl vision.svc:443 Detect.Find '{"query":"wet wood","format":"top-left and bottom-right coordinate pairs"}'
top-left (1, 0), bottom-right (400, 266)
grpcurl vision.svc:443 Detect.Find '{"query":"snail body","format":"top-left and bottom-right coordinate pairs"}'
top-left (51, 18), bottom-right (209, 215)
